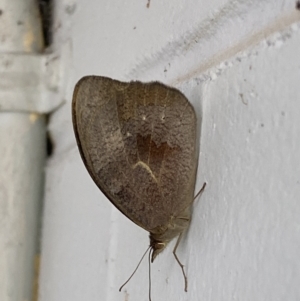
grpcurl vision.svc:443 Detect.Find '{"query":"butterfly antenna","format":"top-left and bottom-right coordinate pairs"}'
top-left (194, 182), bottom-right (206, 200)
top-left (148, 247), bottom-right (152, 301)
top-left (119, 245), bottom-right (151, 292)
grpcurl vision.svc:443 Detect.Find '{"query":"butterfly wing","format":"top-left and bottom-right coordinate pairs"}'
top-left (72, 76), bottom-right (198, 232)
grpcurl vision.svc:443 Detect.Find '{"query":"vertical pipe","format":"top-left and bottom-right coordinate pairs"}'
top-left (0, 114), bottom-right (46, 301)
top-left (0, 1), bottom-right (45, 301)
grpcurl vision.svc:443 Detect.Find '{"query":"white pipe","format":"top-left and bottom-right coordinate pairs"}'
top-left (0, 1), bottom-right (46, 301)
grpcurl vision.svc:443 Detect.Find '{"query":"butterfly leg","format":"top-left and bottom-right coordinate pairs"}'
top-left (173, 232), bottom-right (188, 292)
top-left (172, 182), bottom-right (206, 292)
top-left (194, 182), bottom-right (206, 202)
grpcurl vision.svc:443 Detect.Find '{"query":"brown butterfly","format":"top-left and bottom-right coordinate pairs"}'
top-left (72, 76), bottom-right (205, 296)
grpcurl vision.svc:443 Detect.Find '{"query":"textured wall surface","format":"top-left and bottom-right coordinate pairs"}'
top-left (40, 1), bottom-right (300, 300)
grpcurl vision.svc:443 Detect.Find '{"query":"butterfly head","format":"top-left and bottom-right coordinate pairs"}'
top-left (149, 236), bottom-right (168, 262)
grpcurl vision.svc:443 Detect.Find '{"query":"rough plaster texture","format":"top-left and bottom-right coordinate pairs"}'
top-left (40, 1), bottom-right (300, 301)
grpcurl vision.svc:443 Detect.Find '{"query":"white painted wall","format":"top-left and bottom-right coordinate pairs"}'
top-left (40, 1), bottom-right (300, 301)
